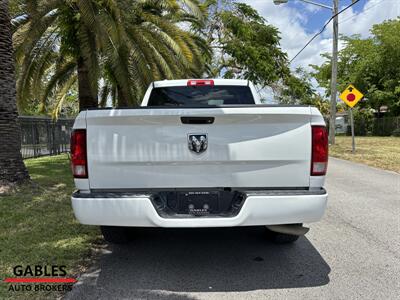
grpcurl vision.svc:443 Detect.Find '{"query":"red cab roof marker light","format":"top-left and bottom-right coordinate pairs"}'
top-left (187, 80), bottom-right (214, 86)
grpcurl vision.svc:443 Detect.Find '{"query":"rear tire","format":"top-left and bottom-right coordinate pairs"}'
top-left (100, 226), bottom-right (129, 244)
top-left (265, 228), bottom-right (300, 244)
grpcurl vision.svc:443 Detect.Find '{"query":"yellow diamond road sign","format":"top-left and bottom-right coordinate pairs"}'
top-left (339, 84), bottom-right (364, 108)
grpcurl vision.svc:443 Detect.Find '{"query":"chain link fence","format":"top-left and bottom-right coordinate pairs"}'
top-left (19, 116), bottom-right (75, 159)
top-left (345, 116), bottom-right (400, 136)
top-left (371, 116), bottom-right (400, 136)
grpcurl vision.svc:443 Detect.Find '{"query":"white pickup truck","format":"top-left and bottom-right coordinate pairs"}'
top-left (70, 79), bottom-right (328, 244)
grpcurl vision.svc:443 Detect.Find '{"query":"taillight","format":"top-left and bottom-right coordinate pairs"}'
top-left (70, 129), bottom-right (87, 178)
top-left (187, 79), bottom-right (214, 86)
top-left (311, 126), bottom-right (328, 176)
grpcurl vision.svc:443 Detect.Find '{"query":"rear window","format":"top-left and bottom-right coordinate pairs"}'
top-left (147, 85), bottom-right (255, 107)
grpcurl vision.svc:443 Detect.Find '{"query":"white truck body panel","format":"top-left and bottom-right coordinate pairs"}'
top-left (72, 192), bottom-right (327, 227)
top-left (83, 107), bottom-right (316, 189)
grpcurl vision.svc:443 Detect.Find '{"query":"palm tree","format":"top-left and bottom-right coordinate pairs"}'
top-left (12, 0), bottom-right (210, 115)
top-left (0, 0), bottom-right (29, 185)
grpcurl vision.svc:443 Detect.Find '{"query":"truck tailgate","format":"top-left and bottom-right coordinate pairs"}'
top-left (85, 107), bottom-right (312, 189)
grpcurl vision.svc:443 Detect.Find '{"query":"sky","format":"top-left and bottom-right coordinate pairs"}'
top-left (242, 0), bottom-right (400, 71)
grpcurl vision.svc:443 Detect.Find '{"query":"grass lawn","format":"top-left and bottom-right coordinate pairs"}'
top-left (0, 155), bottom-right (100, 299)
top-left (330, 136), bottom-right (400, 173)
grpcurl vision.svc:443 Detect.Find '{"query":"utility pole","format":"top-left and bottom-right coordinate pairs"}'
top-left (273, 0), bottom-right (340, 144)
top-left (329, 0), bottom-right (339, 145)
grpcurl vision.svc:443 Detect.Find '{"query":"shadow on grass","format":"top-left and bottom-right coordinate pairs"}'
top-left (0, 155), bottom-right (99, 300)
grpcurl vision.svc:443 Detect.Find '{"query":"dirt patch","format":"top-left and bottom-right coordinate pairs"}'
top-left (0, 182), bottom-right (17, 195)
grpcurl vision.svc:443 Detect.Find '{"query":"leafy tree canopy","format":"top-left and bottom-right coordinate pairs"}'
top-left (8, 0), bottom-right (338, 116)
top-left (11, 0), bottom-right (210, 117)
top-left (311, 18), bottom-right (400, 116)
top-left (277, 67), bottom-right (330, 116)
top-left (204, 1), bottom-right (289, 87)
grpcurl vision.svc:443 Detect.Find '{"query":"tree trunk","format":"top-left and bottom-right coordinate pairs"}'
top-left (77, 56), bottom-right (98, 111)
top-left (117, 84), bottom-right (129, 108)
top-left (0, 0), bottom-right (30, 185)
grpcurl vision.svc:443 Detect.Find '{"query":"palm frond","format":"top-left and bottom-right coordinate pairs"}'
top-left (40, 61), bottom-right (76, 112)
top-left (51, 75), bottom-right (77, 119)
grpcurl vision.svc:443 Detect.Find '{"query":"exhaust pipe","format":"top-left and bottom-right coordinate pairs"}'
top-left (266, 224), bottom-right (309, 236)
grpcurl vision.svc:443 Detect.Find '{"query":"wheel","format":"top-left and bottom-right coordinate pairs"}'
top-left (265, 228), bottom-right (300, 244)
top-left (100, 226), bottom-right (130, 244)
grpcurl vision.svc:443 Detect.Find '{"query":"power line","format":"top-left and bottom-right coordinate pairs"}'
top-left (339, 0), bottom-right (386, 25)
top-left (290, 0), bottom-right (361, 63)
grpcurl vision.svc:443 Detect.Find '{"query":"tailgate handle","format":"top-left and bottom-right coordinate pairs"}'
top-left (181, 116), bottom-right (214, 124)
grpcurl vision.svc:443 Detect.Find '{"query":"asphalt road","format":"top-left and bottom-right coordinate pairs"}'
top-left (66, 158), bottom-right (400, 300)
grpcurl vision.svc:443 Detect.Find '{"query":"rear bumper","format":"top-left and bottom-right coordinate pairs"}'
top-left (71, 190), bottom-right (328, 227)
